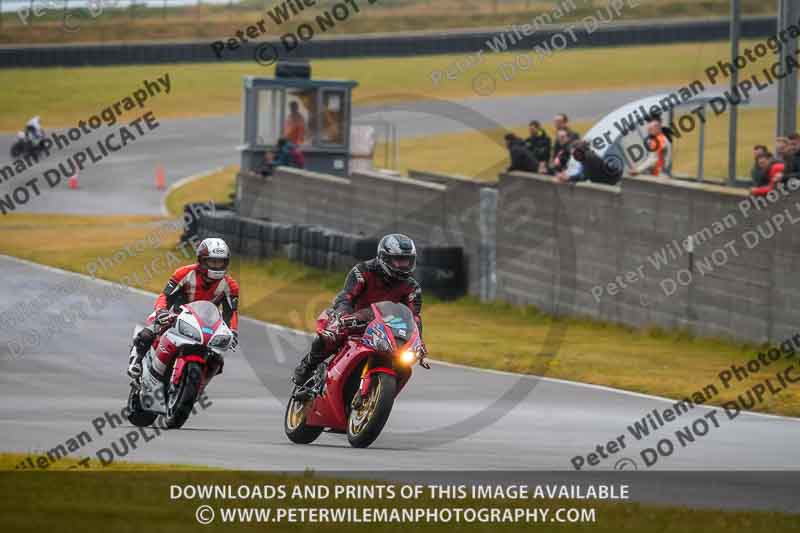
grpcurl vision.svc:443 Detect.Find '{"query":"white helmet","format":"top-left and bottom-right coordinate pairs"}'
top-left (197, 238), bottom-right (230, 280)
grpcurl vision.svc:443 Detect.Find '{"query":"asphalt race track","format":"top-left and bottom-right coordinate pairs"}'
top-left (1, 255), bottom-right (800, 512)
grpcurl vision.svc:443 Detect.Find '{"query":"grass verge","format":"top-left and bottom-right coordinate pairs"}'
top-left (0, 462), bottom-right (797, 532)
top-left (0, 38), bottom-right (781, 132)
top-left (0, 452), bottom-right (211, 471)
top-left (1, 169), bottom-right (798, 417)
top-left (163, 166), bottom-right (237, 215)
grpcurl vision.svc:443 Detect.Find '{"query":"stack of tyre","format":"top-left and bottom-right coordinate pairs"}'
top-left (190, 206), bottom-right (465, 300)
top-left (289, 226), bottom-right (378, 271)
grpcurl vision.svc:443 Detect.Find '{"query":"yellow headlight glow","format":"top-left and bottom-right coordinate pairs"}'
top-left (400, 350), bottom-right (416, 365)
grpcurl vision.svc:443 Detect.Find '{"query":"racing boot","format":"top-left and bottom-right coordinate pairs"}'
top-left (127, 329), bottom-right (155, 379)
top-left (293, 332), bottom-right (332, 386)
top-left (127, 346), bottom-right (143, 379)
top-left (293, 350), bottom-right (326, 386)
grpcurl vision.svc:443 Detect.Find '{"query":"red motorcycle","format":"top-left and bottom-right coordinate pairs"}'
top-left (285, 301), bottom-right (430, 448)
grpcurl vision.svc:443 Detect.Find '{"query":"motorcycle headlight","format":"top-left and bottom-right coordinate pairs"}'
top-left (209, 334), bottom-right (231, 349)
top-left (178, 319), bottom-right (202, 342)
top-left (399, 349), bottom-right (417, 365)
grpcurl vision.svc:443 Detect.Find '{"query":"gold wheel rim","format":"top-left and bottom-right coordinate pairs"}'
top-left (349, 379), bottom-right (382, 436)
top-left (286, 398), bottom-right (309, 431)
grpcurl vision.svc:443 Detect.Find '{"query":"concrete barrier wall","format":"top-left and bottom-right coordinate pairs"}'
top-left (239, 166), bottom-right (800, 343)
top-left (495, 171), bottom-right (800, 343)
top-left (408, 169), bottom-right (492, 295)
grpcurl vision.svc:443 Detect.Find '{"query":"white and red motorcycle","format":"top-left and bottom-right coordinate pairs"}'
top-left (127, 301), bottom-right (233, 429)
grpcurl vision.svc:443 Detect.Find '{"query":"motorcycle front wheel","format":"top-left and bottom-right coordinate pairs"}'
top-left (10, 140), bottom-right (24, 159)
top-left (347, 373), bottom-right (397, 448)
top-left (163, 361), bottom-right (203, 429)
top-left (284, 392), bottom-right (323, 444)
top-left (126, 385), bottom-right (158, 427)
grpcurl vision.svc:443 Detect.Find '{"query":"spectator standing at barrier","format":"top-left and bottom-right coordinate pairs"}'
top-left (751, 145), bottom-right (769, 186)
top-left (555, 141), bottom-right (621, 186)
top-left (650, 113), bottom-right (675, 143)
top-left (553, 113), bottom-right (580, 144)
top-left (257, 150), bottom-right (275, 177)
top-left (784, 134), bottom-right (800, 185)
top-left (284, 101), bottom-right (307, 146)
top-left (775, 136), bottom-right (796, 178)
top-left (549, 129), bottom-right (573, 174)
top-left (790, 134), bottom-right (800, 172)
top-left (777, 134), bottom-right (800, 182)
top-left (504, 133), bottom-right (538, 173)
top-left (525, 120), bottom-right (551, 173)
top-left (630, 120), bottom-right (671, 177)
top-left (751, 152), bottom-right (784, 197)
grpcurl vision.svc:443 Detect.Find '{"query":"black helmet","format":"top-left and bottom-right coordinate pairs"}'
top-left (377, 234), bottom-right (417, 280)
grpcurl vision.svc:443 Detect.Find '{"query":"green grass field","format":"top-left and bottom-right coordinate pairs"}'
top-left (0, 39), bottom-right (783, 132)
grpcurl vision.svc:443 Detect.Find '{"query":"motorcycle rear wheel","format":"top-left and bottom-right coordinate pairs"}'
top-left (347, 373), bottom-right (397, 449)
top-left (284, 393), bottom-right (323, 444)
top-left (163, 362), bottom-right (202, 429)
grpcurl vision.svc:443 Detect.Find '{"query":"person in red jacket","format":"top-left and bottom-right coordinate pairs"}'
top-left (751, 152), bottom-right (785, 197)
top-left (293, 233), bottom-right (424, 385)
top-left (127, 238), bottom-right (239, 379)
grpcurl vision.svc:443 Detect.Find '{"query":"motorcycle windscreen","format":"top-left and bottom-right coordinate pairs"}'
top-left (186, 300), bottom-right (221, 328)
top-left (374, 301), bottom-right (415, 343)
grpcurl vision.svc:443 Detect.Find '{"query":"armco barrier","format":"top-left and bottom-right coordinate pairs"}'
top-left (0, 17), bottom-right (776, 68)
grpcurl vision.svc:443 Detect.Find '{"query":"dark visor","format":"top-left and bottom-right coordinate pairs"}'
top-left (389, 255), bottom-right (415, 270)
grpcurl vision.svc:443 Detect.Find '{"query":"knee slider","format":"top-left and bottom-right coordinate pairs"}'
top-left (311, 334), bottom-right (328, 354)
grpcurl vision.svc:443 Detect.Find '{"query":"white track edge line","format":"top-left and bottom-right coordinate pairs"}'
top-left (159, 166), bottom-right (225, 217)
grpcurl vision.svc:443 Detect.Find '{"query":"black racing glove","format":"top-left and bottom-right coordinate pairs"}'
top-left (155, 308), bottom-right (173, 327)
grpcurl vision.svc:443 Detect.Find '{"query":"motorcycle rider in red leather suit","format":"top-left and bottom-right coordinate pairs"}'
top-left (293, 233), bottom-right (424, 384)
top-left (127, 237), bottom-right (239, 380)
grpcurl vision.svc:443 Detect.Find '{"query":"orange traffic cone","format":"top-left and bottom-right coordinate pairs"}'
top-left (68, 173), bottom-right (78, 189)
top-left (155, 165), bottom-right (166, 190)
